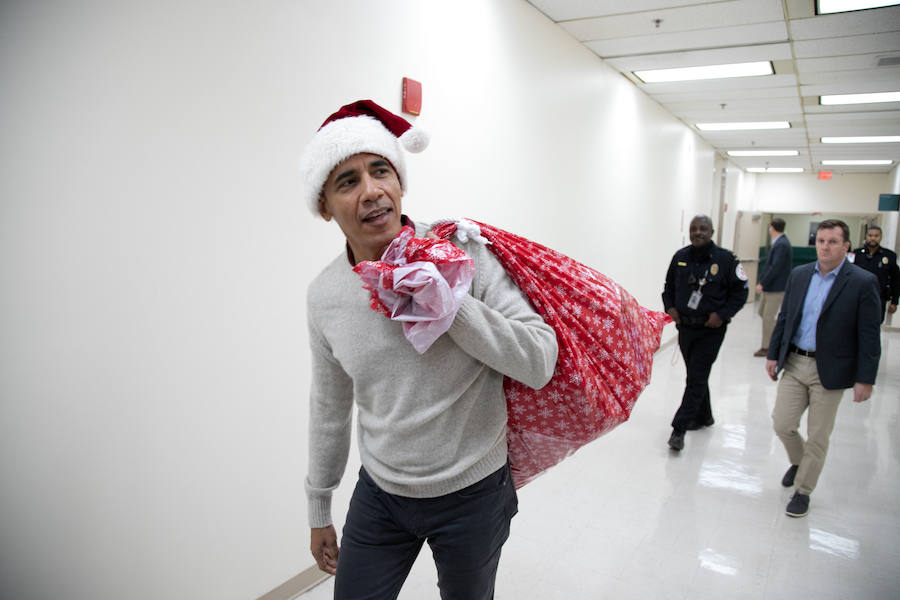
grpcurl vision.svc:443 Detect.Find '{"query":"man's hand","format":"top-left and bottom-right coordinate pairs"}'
top-left (310, 526), bottom-right (339, 575)
top-left (888, 303), bottom-right (897, 315)
top-left (852, 382), bottom-right (873, 403)
top-left (667, 307), bottom-right (681, 324)
top-left (755, 283), bottom-right (763, 294)
top-left (705, 312), bottom-right (724, 328)
top-left (766, 359), bottom-right (778, 381)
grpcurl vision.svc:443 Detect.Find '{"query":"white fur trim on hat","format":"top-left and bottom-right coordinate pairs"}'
top-left (299, 116), bottom-right (409, 217)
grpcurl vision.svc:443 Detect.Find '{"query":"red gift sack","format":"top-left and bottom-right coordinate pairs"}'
top-left (431, 219), bottom-right (671, 488)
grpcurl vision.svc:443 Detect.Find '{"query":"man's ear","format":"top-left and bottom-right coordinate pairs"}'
top-left (318, 195), bottom-right (332, 221)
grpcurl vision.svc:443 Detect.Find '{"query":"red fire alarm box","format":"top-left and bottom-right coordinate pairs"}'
top-left (402, 77), bottom-right (422, 115)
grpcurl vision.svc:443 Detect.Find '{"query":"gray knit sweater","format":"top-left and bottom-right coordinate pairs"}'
top-left (305, 221), bottom-right (558, 528)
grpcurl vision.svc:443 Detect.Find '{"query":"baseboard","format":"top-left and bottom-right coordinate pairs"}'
top-left (257, 566), bottom-right (331, 600)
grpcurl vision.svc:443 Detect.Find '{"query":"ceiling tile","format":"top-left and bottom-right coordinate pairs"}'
top-left (796, 53), bottom-right (899, 73)
top-left (652, 85), bottom-right (799, 103)
top-left (806, 121), bottom-right (900, 135)
top-left (804, 108), bottom-right (900, 120)
top-left (585, 22), bottom-right (787, 57)
top-left (560, 0), bottom-right (783, 40)
top-left (793, 31), bottom-right (900, 59)
top-left (527, 0), bottom-right (719, 22)
top-left (799, 68), bottom-right (900, 91)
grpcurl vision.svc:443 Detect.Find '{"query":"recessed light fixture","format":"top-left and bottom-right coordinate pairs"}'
top-left (817, 1), bottom-right (900, 15)
top-left (820, 91), bottom-right (900, 105)
top-left (821, 159), bottom-right (893, 165)
top-left (821, 136), bottom-right (900, 143)
top-left (727, 150), bottom-right (799, 157)
top-left (747, 167), bottom-right (805, 173)
top-left (697, 122), bottom-right (790, 131)
top-left (634, 61), bottom-right (773, 84)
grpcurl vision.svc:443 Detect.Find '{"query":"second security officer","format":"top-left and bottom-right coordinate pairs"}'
top-left (662, 215), bottom-right (749, 451)
top-left (852, 225), bottom-right (899, 322)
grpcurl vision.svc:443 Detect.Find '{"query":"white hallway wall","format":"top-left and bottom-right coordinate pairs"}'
top-left (0, 1), bottom-right (887, 599)
top-left (747, 172), bottom-right (891, 215)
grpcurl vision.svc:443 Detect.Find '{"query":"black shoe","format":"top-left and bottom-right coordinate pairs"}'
top-left (703, 417), bottom-right (714, 427)
top-left (781, 464), bottom-right (799, 487)
top-left (668, 429), bottom-right (685, 451)
top-left (786, 492), bottom-right (809, 518)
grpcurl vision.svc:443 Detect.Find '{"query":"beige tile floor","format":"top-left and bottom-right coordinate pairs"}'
top-left (302, 304), bottom-right (900, 599)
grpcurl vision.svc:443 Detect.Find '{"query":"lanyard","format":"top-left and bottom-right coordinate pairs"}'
top-left (693, 265), bottom-right (710, 290)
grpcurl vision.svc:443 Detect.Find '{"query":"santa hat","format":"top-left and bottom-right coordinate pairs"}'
top-left (299, 99), bottom-right (429, 216)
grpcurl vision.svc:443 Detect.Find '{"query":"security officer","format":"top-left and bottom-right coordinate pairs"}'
top-left (851, 225), bottom-right (899, 322)
top-left (662, 215), bottom-right (748, 451)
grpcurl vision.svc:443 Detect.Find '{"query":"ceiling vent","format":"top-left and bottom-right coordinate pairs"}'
top-left (876, 55), bottom-right (900, 67)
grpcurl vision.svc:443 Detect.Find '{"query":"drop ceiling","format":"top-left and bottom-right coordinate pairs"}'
top-left (526, 0), bottom-right (900, 174)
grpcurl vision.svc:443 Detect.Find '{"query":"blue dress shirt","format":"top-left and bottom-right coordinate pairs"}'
top-left (791, 258), bottom-right (846, 351)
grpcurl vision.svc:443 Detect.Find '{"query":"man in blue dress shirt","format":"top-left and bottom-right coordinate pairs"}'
top-left (765, 219), bottom-right (881, 518)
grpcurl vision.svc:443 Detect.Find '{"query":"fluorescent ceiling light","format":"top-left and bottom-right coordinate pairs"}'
top-left (697, 121), bottom-right (790, 131)
top-left (747, 167), bottom-right (805, 173)
top-left (634, 61), bottom-right (773, 84)
top-left (818, 1), bottom-right (900, 15)
top-left (821, 136), bottom-right (900, 143)
top-left (821, 159), bottom-right (893, 165)
top-left (820, 91), bottom-right (900, 105)
top-left (727, 150), bottom-right (799, 157)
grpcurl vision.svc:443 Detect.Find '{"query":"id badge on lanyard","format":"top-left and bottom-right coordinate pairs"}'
top-left (687, 267), bottom-right (709, 309)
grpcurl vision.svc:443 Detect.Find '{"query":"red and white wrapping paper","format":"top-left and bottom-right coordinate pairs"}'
top-left (353, 225), bottom-right (475, 354)
top-left (357, 219), bottom-right (671, 487)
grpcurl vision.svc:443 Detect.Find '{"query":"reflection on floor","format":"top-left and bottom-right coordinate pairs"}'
top-left (302, 305), bottom-right (900, 599)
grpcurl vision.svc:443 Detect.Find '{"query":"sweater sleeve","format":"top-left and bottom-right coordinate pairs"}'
top-left (447, 240), bottom-right (558, 390)
top-left (304, 305), bottom-right (355, 529)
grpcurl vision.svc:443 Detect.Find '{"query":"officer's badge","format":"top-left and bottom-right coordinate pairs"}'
top-left (710, 263), bottom-right (719, 276)
top-left (735, 263), bottom-right (748, 281)
top-left (884, 256), bottom-right (889, 265)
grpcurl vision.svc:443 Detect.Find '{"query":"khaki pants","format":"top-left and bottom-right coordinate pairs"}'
top-left (758, 291), bottom-right (784, 349)
top-left (771, 353), bottom-right (844, 495)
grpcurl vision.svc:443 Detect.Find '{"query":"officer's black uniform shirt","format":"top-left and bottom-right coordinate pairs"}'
top-left (852, 245), bottom-right (900, 305)
top-left (662, 242), bottom-right (749, 321)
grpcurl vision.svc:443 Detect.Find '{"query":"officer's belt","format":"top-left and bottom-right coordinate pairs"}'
top-left (679, 314), bottom-right (709, 327)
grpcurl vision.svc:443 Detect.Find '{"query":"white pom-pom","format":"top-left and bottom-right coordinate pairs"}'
top-left (455, 219), bottom-right (490, 245)
top-left (429, 218), bottom-right (490, 245)
top-left (399, 127), bottom-right (430, 153)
